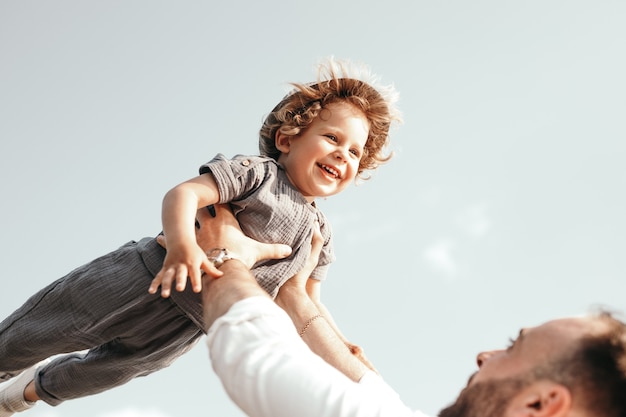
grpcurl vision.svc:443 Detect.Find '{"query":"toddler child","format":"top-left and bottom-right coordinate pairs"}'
top-left (0, 58), bottom-right (401, 416)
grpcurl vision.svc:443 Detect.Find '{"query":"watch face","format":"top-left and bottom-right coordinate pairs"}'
top-left (206, 248), bottom-right (224, 258)
top-left (207, 248), bottom-right (231, 267)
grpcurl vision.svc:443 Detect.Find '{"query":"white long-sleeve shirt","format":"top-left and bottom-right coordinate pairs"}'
top-left (207, 297), bottom-right (429, 417)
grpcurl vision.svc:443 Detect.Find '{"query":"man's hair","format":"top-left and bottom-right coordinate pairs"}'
top-left (439, 311), bottom-right (626, 417)
top-left (259, 58), bottom-right (402, 179)
top-left (533, 311), bottom-right (626, 417)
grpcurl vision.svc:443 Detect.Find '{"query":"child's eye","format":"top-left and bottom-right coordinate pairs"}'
top-left (325, 134), bottom-right (338, 142)
top-left (350, 148), bottom-right (360, 157)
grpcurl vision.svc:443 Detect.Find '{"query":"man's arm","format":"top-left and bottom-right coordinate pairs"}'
top-left (305, 278), bottom-right (379, 373)
top-left (196, 207), bottom-right (370, 381)
top-left (274, 282), bottom-right (370, 381)
top-left (197, 205), bottom-right (368, 381)
top-left (197, 206), bottom-right (419, 417)
top-left (203, 261), bottom-right (418, 417)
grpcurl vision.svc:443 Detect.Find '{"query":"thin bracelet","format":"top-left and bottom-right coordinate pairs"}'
top-left (299, 314), bottom-right (323, 337)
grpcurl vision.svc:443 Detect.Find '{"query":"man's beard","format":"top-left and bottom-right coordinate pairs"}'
top-left (438, 377), bottom-right (526, 417)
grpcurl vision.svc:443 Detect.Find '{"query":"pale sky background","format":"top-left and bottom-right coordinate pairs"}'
top-left (1, 1), bottom-right (625, 416)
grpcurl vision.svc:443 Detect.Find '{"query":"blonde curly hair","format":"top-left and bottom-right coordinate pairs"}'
top-left (259, 59), bottom-right (401, 179)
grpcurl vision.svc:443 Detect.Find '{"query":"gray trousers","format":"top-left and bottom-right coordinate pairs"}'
top-left (0, 240), bottom-right (202, 406)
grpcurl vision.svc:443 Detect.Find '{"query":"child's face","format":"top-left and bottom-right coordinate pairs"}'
top-left (276, 102), bottom-right (369, 202)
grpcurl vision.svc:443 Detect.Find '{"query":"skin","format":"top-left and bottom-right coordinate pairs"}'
top-left (197, 207), bottom-right (597, 417)
top-left (472, 317), bottom-right (605, 386)
top-left (150, 101), bottom-right (369, 297)
top-left (21, 206), bottom-right (292, 403)
top-left (24, 207), bottom-right (601, 414)
top-left (149, 100), bottom-right (375, 369)
top-left (196, 204), bottom-right (371, 382)
top-left (276, 101), bottom-right (371, 360)
top-left (275, 102), bottom-right (369, 202)
top-left (450, 316), bottom-right (608, 417)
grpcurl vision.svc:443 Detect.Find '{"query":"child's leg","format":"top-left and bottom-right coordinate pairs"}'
top-left (0, 277), bottom-right (100, 375)
top-left (0, 239), bottom-right (203, 406)
top-left (0, 241), bottom-right (146, 374)
top-left (34, 307), bottom-right (201, 405)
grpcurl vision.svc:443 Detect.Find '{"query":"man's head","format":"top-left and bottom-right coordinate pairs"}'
top-left (439, 311), bottom-right (626, 417)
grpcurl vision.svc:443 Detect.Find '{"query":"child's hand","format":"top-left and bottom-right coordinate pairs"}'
top-left (149, 240), bottom-right (221, 298)
top-left (152, 204), bottom-right (292, 297)
top-left (346, 342), bottom-right (379, 374)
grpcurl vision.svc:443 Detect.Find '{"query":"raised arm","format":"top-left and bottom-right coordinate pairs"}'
top-left (274, 242), bottom-right (371, 381)
top-left (197, 205), bottom-right (369, 381)
top-left (304, 278), bottom-right (378, 373)
top-left (199, 206), bottom-right (417, 417)
top-left (149, 173), bottom-right (222, 297)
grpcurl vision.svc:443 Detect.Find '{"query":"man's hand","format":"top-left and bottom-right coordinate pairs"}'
top-left (278, 221), bottom-right (323, 292)
top-left (150, 204), bottom-right (292, 297)
top-left (194, 204), bottom-right (293, 269)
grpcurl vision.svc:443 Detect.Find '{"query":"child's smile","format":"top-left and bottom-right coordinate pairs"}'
top-left (276, 102), bottom-right (370, 202)
top-left (318, 163), bottom-right (341, 179)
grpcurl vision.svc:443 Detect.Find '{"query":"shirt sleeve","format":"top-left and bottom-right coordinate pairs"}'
top-left (206, 297), bottom-right (427, 417)
top-left (199, 154), bottom-right (269, 204)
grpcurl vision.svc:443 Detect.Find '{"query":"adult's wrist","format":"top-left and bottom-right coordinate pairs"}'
top-left (202, 258), bottom-right (268, 328)
top-left (206, 248), bottom-right (235, 268)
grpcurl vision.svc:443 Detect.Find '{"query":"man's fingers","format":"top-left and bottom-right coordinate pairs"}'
top-left (195, 203), bottom-right (292, 267)
top-left (309, 221), bottom-right (323, 264)
top-left (252, 242), bottom-right (292, 264)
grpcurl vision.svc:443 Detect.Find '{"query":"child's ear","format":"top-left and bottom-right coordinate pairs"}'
top-left (275, 130), bottom-right (292, 153)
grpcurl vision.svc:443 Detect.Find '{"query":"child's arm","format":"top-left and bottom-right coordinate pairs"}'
top-left (148, 173), bottom-right (222, 297)
top-left (305, 279), bottom-right (378, 373)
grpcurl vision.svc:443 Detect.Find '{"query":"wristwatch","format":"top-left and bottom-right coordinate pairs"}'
top-left (206, 248), bottom-right (234, 268)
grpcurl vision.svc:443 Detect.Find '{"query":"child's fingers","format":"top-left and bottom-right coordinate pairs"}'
top-left (345, 342), bottom-right (378, 373)
top-left (173, 266), bottom-right (189, 293)
top-left (155, 233), bottom-right (167, 248)
top-left (187, 262), bottom-right (206, 293)
top-left (158, 267), bottom-right (178, 298)
top-left (154, 250), bottom-right (226, 297)
top-left (355, 350), bottom-right (378, 374)
top-left (148, 275), bottom-right (162, 295)
top-left (149, 267), bottom-right (176, 298)
top-left (155, 264), bottom-right (189, 297)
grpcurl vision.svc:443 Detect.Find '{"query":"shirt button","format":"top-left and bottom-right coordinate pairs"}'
top-left (241, 160), bottom-right (250, 166)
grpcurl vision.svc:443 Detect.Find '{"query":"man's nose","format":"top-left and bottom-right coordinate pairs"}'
top-left (476, 350), bottom-right (503, 367)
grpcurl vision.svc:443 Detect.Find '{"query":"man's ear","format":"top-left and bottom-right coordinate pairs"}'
top-left (506, 381), bottom-right (572, 417)
top-left (275, 130), bottom-right (292, 153)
